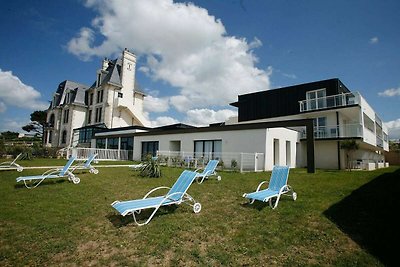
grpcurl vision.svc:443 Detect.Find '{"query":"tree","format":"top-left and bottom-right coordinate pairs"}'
top-left (0, 131), bottom-right (20, 140)
top-left (340, 139), bottom-right (360, 171)
top-left (22, 111), bottom-right (47, 141)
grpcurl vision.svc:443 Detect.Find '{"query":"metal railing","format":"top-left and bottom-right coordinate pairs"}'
top-left (69, 147), bottom-right (129, 160)
top-left (300, 124), bottom-right (363, 139)
top-left (299, 92), bottom-right (360, 112)
top-left (156, 151), bottom-right (265, 173)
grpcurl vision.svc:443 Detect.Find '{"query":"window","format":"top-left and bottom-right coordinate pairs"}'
top-left (194, 140), bottom-right (222, 160)
top-left (89, 93), bottom-right (94, 105)
top-left (95, 107), bottom-right (102, 123)
top-left (121, 137), bottom-right (134, 160)
top-left (313, 117), bottom-right (327, 138)
top-left (363, 113), bottom-right (375, 132)
top-left (48, 113), bottom-right (55, 127)
top-left (97, 73), bottom-right (102, 87)
top-left (78, 128), bottom-right (93, 143)
top-left (88, 110), bottom-right (92, 124)
top-left (118, 92), bottom-right (123, 98)
top-left (61, 130), bottom-right (67, 144)
top-left (63, 109), bottom-right (69, 123)
top-left (383, 133), bottom-right (388, 142)
top-left (97, 90), bottom-right (104, 103)
top-left (107, 138), bottom-right (119, 149)
top-left (48, 130), bottom-right (53, 143)
top-left (96, 138), bottom-right (106, 149)
top-left (141, 141), bottom-right (159, 159)
top-left (306, 89), bottom-right (326, 110)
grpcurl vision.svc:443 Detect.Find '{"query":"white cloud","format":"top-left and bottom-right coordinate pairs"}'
top-left (378, 87), bottom-right (400, 97)
top-left (143, 95), bottom-right (170, 113)
top-left (0, 69), bottom-right (48, 112)
top-left (184, 108), bottom-right (237, 126)
top-left (67, 0), bottom-right (271, 112)
top-left (0, 118), bottom-right (30, 133)
top-left (385, 118), bottom-right (400, 140)
top-left (369, 37), bottom-right (379, 44)
top-left (150, 116), bottom-right (179, 127)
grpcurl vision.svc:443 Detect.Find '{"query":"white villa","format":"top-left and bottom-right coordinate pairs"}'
top-left (44, 49), bottom-right (149, 148)
top-left (44, 49), bottom-right (389, 171)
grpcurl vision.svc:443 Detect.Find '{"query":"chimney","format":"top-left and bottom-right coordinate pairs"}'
top-left (102, 58), bottom-right (109, 71)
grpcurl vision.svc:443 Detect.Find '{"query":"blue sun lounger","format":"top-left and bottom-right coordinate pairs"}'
top-left (0, 153), bottom-right (23, 172)
top-left (243, 166), bottom-right (297, 209)
top-left (72, 153), bottom-right (99, 174)
top-left (16, 156), bottom-right (79, 189)
top-left (111, 170), bottom-right (201, 226)
top-left (195, 159), bottom-right (221, 184)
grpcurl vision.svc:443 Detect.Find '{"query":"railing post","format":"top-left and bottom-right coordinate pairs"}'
top-left (240, 153), bottom-right (243, 173)
top-left (254, 153), bottom-right (257, 172)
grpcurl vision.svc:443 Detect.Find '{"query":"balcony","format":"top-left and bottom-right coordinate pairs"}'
top-left (299, 92), bottom-right (360, 112)
top-left (300, 123), bottom-right (363, 139)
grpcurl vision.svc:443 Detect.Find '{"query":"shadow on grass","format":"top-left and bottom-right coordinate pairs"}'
top-left (241, 200), bottom-right (269, 211)
top-left (14, 179), bottom-right (67, 189)
top-left (324, 168), bottom-right (400, 266)
top-left (107, 205), bottom-right (179, 227)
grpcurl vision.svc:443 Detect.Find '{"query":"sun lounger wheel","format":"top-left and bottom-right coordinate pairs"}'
top-left (292, 192), bottom-right (297, 201)
top-left (72, 177), bottom-right (80, 184)
top-left (193, 202), bottom-right (201, 213)
top-left (217, 175), bottom-right (221, 181)
top-left (17, 166), bottom-right (23, 172)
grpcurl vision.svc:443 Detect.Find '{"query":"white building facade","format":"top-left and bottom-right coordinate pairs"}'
top-left (231, 78), bottom-right (389, 170)
top-left (44, 49), bottom-right (149, 148)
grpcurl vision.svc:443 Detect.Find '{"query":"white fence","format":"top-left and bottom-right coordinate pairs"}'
top-left (156, 151), bottom-right (265, 172)
top-left (68, 147), bottom-right (129, 161)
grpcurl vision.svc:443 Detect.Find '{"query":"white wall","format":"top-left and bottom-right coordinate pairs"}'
top-left (314, 141), bottom-right (339, 169)
top-left (133, 127), bottom-right (298, 171)
top-left (264, 128), bottom-right (298, 170)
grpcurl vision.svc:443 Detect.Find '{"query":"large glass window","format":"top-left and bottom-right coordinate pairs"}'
top-left (194, 140), bottom-right (222, 160)
top-left (306, 89), bottom-right (326, 110)
top-left (313, 117), bottom-right (327, 138)
top-left (121, 137), bottom-right (134, 160)
top-left (96, 138), bottom-right (106, 149)
top-left (78, 128), bottom-right (93, 143)
top-left (107, 138), bottom-right (119, 149)
top-left (141, 141), bottom-right (159, 159)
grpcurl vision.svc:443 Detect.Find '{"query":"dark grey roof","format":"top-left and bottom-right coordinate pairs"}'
top-left (50, 80), bottom-right (89, 108)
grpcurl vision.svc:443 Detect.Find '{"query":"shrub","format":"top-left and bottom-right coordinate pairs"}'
top-left (140, 157), bottom-right (162, 178)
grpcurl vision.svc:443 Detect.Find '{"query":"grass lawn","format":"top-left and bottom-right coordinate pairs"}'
top-left (1, 161), bottom-right (399, 266)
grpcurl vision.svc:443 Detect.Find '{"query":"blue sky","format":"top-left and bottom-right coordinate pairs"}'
top-left (0, 0), bottom-right (399, 138)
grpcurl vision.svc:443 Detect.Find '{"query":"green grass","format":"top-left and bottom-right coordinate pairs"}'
top-left (1, 162), bottom-right (399, 266)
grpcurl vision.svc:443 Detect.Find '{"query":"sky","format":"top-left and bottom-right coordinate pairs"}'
top-left (0, 0), bottom-right (399, 139)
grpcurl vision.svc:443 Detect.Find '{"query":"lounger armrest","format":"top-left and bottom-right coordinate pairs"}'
top-left (194, 168), bottom-right (202, 173)
top-left (256, 181), bottom-right (269, 192)
top-left (143, 186), bottom-right (171, 199)
top-left (0, 161), bottom-right (13, 166)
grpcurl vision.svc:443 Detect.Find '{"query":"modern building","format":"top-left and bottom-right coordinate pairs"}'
top-left (87, 78), bottom-right (388, 171)
top-left (230, 78), bottom-right (389, 169)
top-left (44, 49), bottom-right (149, 148)
top-left (46, 49), bottom-right (388, 170)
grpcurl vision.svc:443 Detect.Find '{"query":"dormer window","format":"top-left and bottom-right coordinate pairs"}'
top-left (97, 73), bottom-right (101, 87)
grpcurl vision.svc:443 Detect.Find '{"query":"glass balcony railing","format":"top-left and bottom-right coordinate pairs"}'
top-left (300, 124), bottom-right (363, 139)
top-left (299, 92), bottom-right (360, 112)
